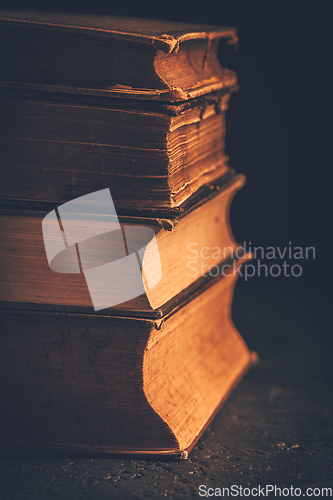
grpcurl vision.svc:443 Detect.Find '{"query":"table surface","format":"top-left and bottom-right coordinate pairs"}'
top-left (0, 279), bottom-right (332, 499)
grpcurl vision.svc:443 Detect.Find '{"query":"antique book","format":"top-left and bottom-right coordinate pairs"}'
top-left (0, 173), bottom-right (245, 316)
top-left (0, 90), bottom-right (234, 209)
top-left (0, 11), bottom-right (238, 101)
top-left (0, 12), bottom-right (253, 458)
top-left (0, 254), bottom-right (255, 457)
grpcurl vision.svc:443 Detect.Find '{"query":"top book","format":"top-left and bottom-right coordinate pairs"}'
top-left (0, 11), bottom-right (238, 101)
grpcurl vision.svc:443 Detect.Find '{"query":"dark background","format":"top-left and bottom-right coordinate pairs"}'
top-left (0, 3), bottom-right (332, 498)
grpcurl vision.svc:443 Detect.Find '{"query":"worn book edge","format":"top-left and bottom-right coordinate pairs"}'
top-left (0, 76), bottom-right (238, 102)
top-left (0, 11), bottom-right (238, 52)
top-left (0, 12), bottom-right (238, 101)
top-left (0, 170), bottom-right (240, 220)
top-left (0, 352), bottom-right (257, 459)
top-left (0, 255), bottom-right (255, 457)
top-left (0, 174), bottom-right (246, 318)
top-left (0, 253), bottom-right (250, 321)
top-left (0, 81), bottom-right (238, 114)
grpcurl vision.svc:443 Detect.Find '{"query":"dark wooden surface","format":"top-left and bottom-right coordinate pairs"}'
top-left (0, 279), bottom-right (331, 499)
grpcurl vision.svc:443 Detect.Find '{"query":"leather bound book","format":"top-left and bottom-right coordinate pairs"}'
top-left (0, 173), bottom-right (245, 316)
top-left (0, 255), bottom-right (255, 457)
top-left (0, 91), bottom-right (234, 209)
top-left (0, 11), bottom-right (237, 101)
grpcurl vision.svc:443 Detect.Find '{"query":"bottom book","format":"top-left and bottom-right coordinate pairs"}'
top-left (0, 255), bottom-right (255, 458)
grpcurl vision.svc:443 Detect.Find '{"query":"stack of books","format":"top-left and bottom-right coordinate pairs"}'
top-left (0, 11), bottom-right (255, 458)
